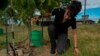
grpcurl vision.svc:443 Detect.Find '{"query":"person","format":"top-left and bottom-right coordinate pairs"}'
top-left (48, 0), bottom-right (82, 56)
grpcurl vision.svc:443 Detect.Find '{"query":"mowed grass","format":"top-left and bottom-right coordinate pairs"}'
top-left (0, 24), bottom-right (100, 56)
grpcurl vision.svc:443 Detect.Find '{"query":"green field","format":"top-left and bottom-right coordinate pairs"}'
top-left (0, 24), bottom-right (100, 56)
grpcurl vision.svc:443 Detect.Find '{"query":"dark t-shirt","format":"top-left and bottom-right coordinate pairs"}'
top-left (52, 8), bottom-right (76, 34)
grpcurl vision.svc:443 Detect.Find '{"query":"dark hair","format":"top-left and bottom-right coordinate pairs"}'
top-left (67, 0), bottom-right (82, 17)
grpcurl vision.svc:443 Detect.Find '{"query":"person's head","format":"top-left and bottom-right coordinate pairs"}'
top-left (66, 0), bottom-right (82, 17)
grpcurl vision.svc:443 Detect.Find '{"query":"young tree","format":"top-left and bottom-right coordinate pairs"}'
top-left (1, 0), bottom-right (71, 23)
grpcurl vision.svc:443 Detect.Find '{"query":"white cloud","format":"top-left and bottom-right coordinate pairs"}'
top-left (78, 0), bottom-right (100, 8)
top-left (79, 0), bottom-right (100, 6)
top-left (86, 0), bottom-right (100, 6)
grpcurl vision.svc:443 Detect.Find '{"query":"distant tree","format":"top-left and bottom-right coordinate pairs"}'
top-left (98, 19), bottom-right (100, 24)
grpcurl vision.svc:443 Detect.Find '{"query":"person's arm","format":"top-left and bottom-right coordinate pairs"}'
top-left (72, 29), bottom-right (78, 48)
top-left (72, 29), bottom-right (80, 56)
top-left (71, 18), bottom-right (80, 56)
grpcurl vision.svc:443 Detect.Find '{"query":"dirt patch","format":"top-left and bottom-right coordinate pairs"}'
top-left (0, 42), bottom-right (51, 56)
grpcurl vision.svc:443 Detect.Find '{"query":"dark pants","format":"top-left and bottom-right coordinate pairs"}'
top-left (48, 24), bottom-right (70, 55)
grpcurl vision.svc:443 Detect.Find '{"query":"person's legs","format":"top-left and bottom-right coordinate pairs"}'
top-left (48, 24), bottom-right (58, 54)
top-left (57, 34), bottom-right (70, 55)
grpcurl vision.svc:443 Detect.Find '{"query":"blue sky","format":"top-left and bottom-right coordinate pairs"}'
top-left (76, 0), bottom-right (100, 21)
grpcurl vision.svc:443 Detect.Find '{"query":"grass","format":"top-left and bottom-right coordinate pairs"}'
top-left (0, 24), bottom-right (100, 56)
top-left (66, 24), bottom-right (100, 56)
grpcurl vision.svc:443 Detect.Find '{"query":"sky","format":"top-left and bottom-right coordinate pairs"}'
top-left (78, 0), bottom-right (100, 9)
top-left (76, 0), bottom-right (100, 21)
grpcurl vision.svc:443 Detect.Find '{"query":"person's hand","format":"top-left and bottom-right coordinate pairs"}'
top-left (74, 47), bottom-right (80, 56)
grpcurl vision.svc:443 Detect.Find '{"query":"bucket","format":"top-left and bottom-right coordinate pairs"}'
top-left (30, 30), bottom-right (43, 47)
top-left (0, 28), bottom-right (4, 35)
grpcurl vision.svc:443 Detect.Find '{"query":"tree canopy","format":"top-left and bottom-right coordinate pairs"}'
top-left (0, 0), bottom-right (70, 22)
